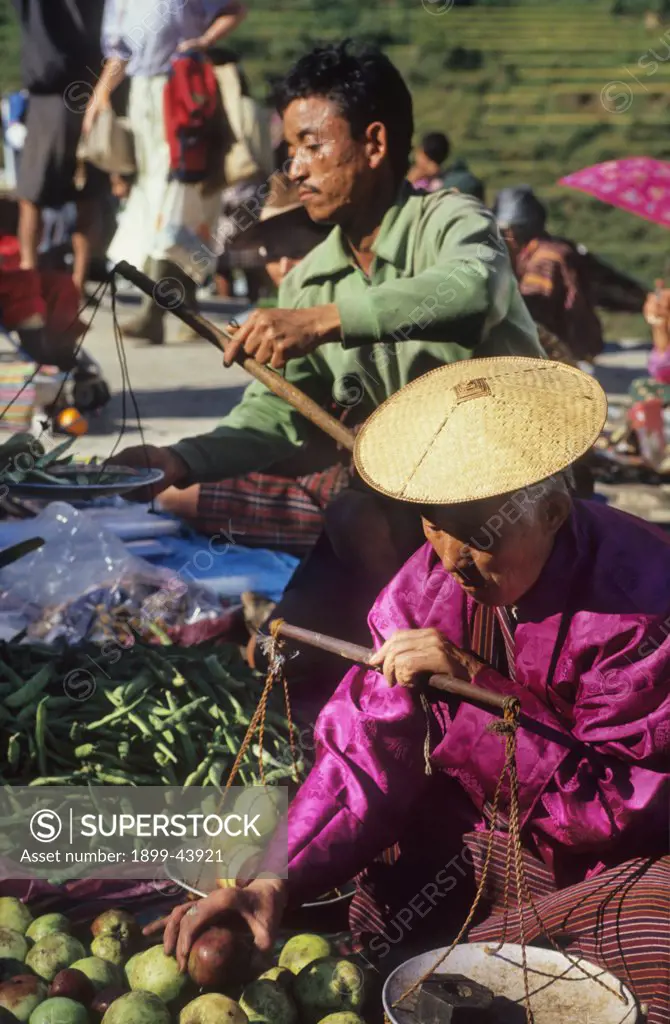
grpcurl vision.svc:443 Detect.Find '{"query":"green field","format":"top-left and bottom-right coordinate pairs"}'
top-left (1, 0), bottom-right (669, 295)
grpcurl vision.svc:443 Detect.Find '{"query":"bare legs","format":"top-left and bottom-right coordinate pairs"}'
top-left (17, 198), bottom-right (41, 272)
top-left (71, 197), bottom-right (100, 293)
top-left (18, 196), bottom-right (100, 294)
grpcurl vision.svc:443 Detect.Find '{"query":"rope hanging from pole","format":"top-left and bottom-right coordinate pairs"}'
top-left (393, 695), bottom-right (626, 1021)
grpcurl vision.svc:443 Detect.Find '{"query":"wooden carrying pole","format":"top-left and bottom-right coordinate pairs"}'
top-left (275, 621), bottom-right (507, 712)
top-left (113, 261), bottom-right (356, 453)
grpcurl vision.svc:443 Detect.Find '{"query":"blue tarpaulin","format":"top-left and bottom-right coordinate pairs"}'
top-left (148, 532), bottom-right (298, 602)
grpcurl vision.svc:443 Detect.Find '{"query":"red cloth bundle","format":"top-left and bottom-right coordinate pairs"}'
top-left (0, 266), bottom-right (46, 327)
top-left (164, 53), bottom-right (220, 184)
top-left (0, 259), bottom-right (84, 344)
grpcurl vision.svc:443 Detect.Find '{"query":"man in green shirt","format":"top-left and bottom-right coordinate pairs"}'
top-left (115, 41), bottom-right (542, 691)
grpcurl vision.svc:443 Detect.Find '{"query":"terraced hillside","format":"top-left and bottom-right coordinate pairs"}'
top-left (235, 0), bottom-right (670, 285)
top-left (0, 0), bottom-right (669, 286)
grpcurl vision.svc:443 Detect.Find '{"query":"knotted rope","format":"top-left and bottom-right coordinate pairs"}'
top-left (192, 620), bottom-right (301, 894)
top-left (224, 618), bottom-right (301, 789)
top-left (393, 695), bottom-right (625, 1020)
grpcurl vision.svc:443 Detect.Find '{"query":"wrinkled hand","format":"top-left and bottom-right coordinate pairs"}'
top-left (177, 37), bottom-right (205, 53)
top-left (107, 445), bottom-right (190, 501)
top-left (223, 304), bottom-right (341, 370)
top-left (143, 879), bottom-right (287, 971)
top-left (369, 628), bottom-right (484, 687)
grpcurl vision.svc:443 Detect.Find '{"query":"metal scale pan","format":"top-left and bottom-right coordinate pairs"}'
top-left (383, 942), bottom-right (641, 1024)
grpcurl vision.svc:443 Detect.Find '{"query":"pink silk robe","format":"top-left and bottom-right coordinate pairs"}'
top-left (286, 500), bottom-right (670, 902)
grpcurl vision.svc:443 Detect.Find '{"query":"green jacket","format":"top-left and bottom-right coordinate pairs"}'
top-left (173, 185), bottom-right (543, 482)
top-left (441, 159), bottom-right (486, 202)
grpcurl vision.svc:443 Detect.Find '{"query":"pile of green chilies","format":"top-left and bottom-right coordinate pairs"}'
top-left (0, 639), bottom-right (303, 788)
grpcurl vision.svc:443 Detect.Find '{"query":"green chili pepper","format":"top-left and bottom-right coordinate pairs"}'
top-left (155, 741), bottom-right (177, 764)
top-left (74, 743), bottom-right (95, 759)
top-left (29, 774), bottom-right (84, 786)
top-left (121, 672), bottom-right (153, 702)
top-left (159, 696), bottom-right (209, 728)
top-left (178, 730), bottom-right (197, 770)
top-left (7, 734), bottom-right (20, 770)
top-left (221, 731), bottom-right (238, 756)
top-left (36, 437), bottom-right (75, 467)
top-left (85, 694), bottom-right (146, 730)
top-left (127, 712), bottom-right (153, 739)
top-left (182, 754), bottom-right (214, 789)
top-left (4, 664), bottom-right (53, 709)
top-left (201, 675), bottom-right (224, 704)
top-left (205, 655), bottom-right (245, 690)
top-left (35, 697), bottom-right (48, 776)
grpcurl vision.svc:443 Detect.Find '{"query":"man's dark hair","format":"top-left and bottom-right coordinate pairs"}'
top-left (276, 39), bottom-right (414, 182)
top-left (421, 131), bottom-right (450, 166)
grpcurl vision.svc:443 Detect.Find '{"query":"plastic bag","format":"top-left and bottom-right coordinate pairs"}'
top-left (0, 502), bottom-right (223, 645)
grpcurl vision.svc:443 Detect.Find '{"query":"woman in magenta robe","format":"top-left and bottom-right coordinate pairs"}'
top-left (154, 359), bottom-right (670, 1021)
top-left (286, 493), bottom-right (670, 897)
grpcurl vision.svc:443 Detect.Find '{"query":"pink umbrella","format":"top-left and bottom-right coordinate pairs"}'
top-left (559, 157), bottom-right (670, 229)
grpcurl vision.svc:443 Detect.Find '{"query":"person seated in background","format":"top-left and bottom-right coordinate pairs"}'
top-left (407, 131), bottom-right (451, 191)
top-left (441, 154), bottom-right (485, 203)
top-left (408, 130), bottom-right (485, 201)
top-left (494, 185), bottom-right (603, 364)
top-left (633, 281), bottom-right (670, 403)
top-left (607, 280), bottom-right (670, 466)
top-left (155, 359), bottom-right (670, 1024)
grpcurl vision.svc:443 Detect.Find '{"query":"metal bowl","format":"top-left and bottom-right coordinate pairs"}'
top-left (383, 942), bottom-right (639, 1024)
top-left (6, 464), bottom-right (164, 500)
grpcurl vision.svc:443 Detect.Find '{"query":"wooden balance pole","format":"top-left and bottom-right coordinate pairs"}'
top-left (274, 621), bottom-right (507, 713)
top-left (113, 261), bottom-right (356, 453)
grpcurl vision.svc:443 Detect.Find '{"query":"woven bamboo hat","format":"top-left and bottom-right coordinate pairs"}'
top-left (354, 356), bottom-right (608, 504)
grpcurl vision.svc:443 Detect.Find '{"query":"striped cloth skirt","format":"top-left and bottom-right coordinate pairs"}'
top-left (468, 838), bottom-right (669, 1024)
top-left (350, 823), bottom-right (669, 1023)
top-left (192, 464), bottom-right (351, 557)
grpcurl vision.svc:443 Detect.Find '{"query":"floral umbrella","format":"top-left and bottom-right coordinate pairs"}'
top-left (559, 157), bottom-right (670, 229)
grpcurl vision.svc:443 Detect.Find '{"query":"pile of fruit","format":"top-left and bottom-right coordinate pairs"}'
top-left (0, 641), bottom-right (302, 789)
top-left (0, 897), bottom-right (371, 1023)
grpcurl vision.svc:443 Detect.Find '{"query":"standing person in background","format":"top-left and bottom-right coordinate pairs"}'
top-left (210, 50), bottom-right (274, 303)
top-left (494, 185), bottom-right (604, 364)
top-left (12, 0), bottom-right (107, 294)
top-left (84, 0), bottom-right (247, 345)
top-left (607, 281), bottom-right (670, 463)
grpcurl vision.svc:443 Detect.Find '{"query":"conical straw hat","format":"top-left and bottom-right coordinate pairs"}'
top-left (354, 356), bottom-right (608, 504)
